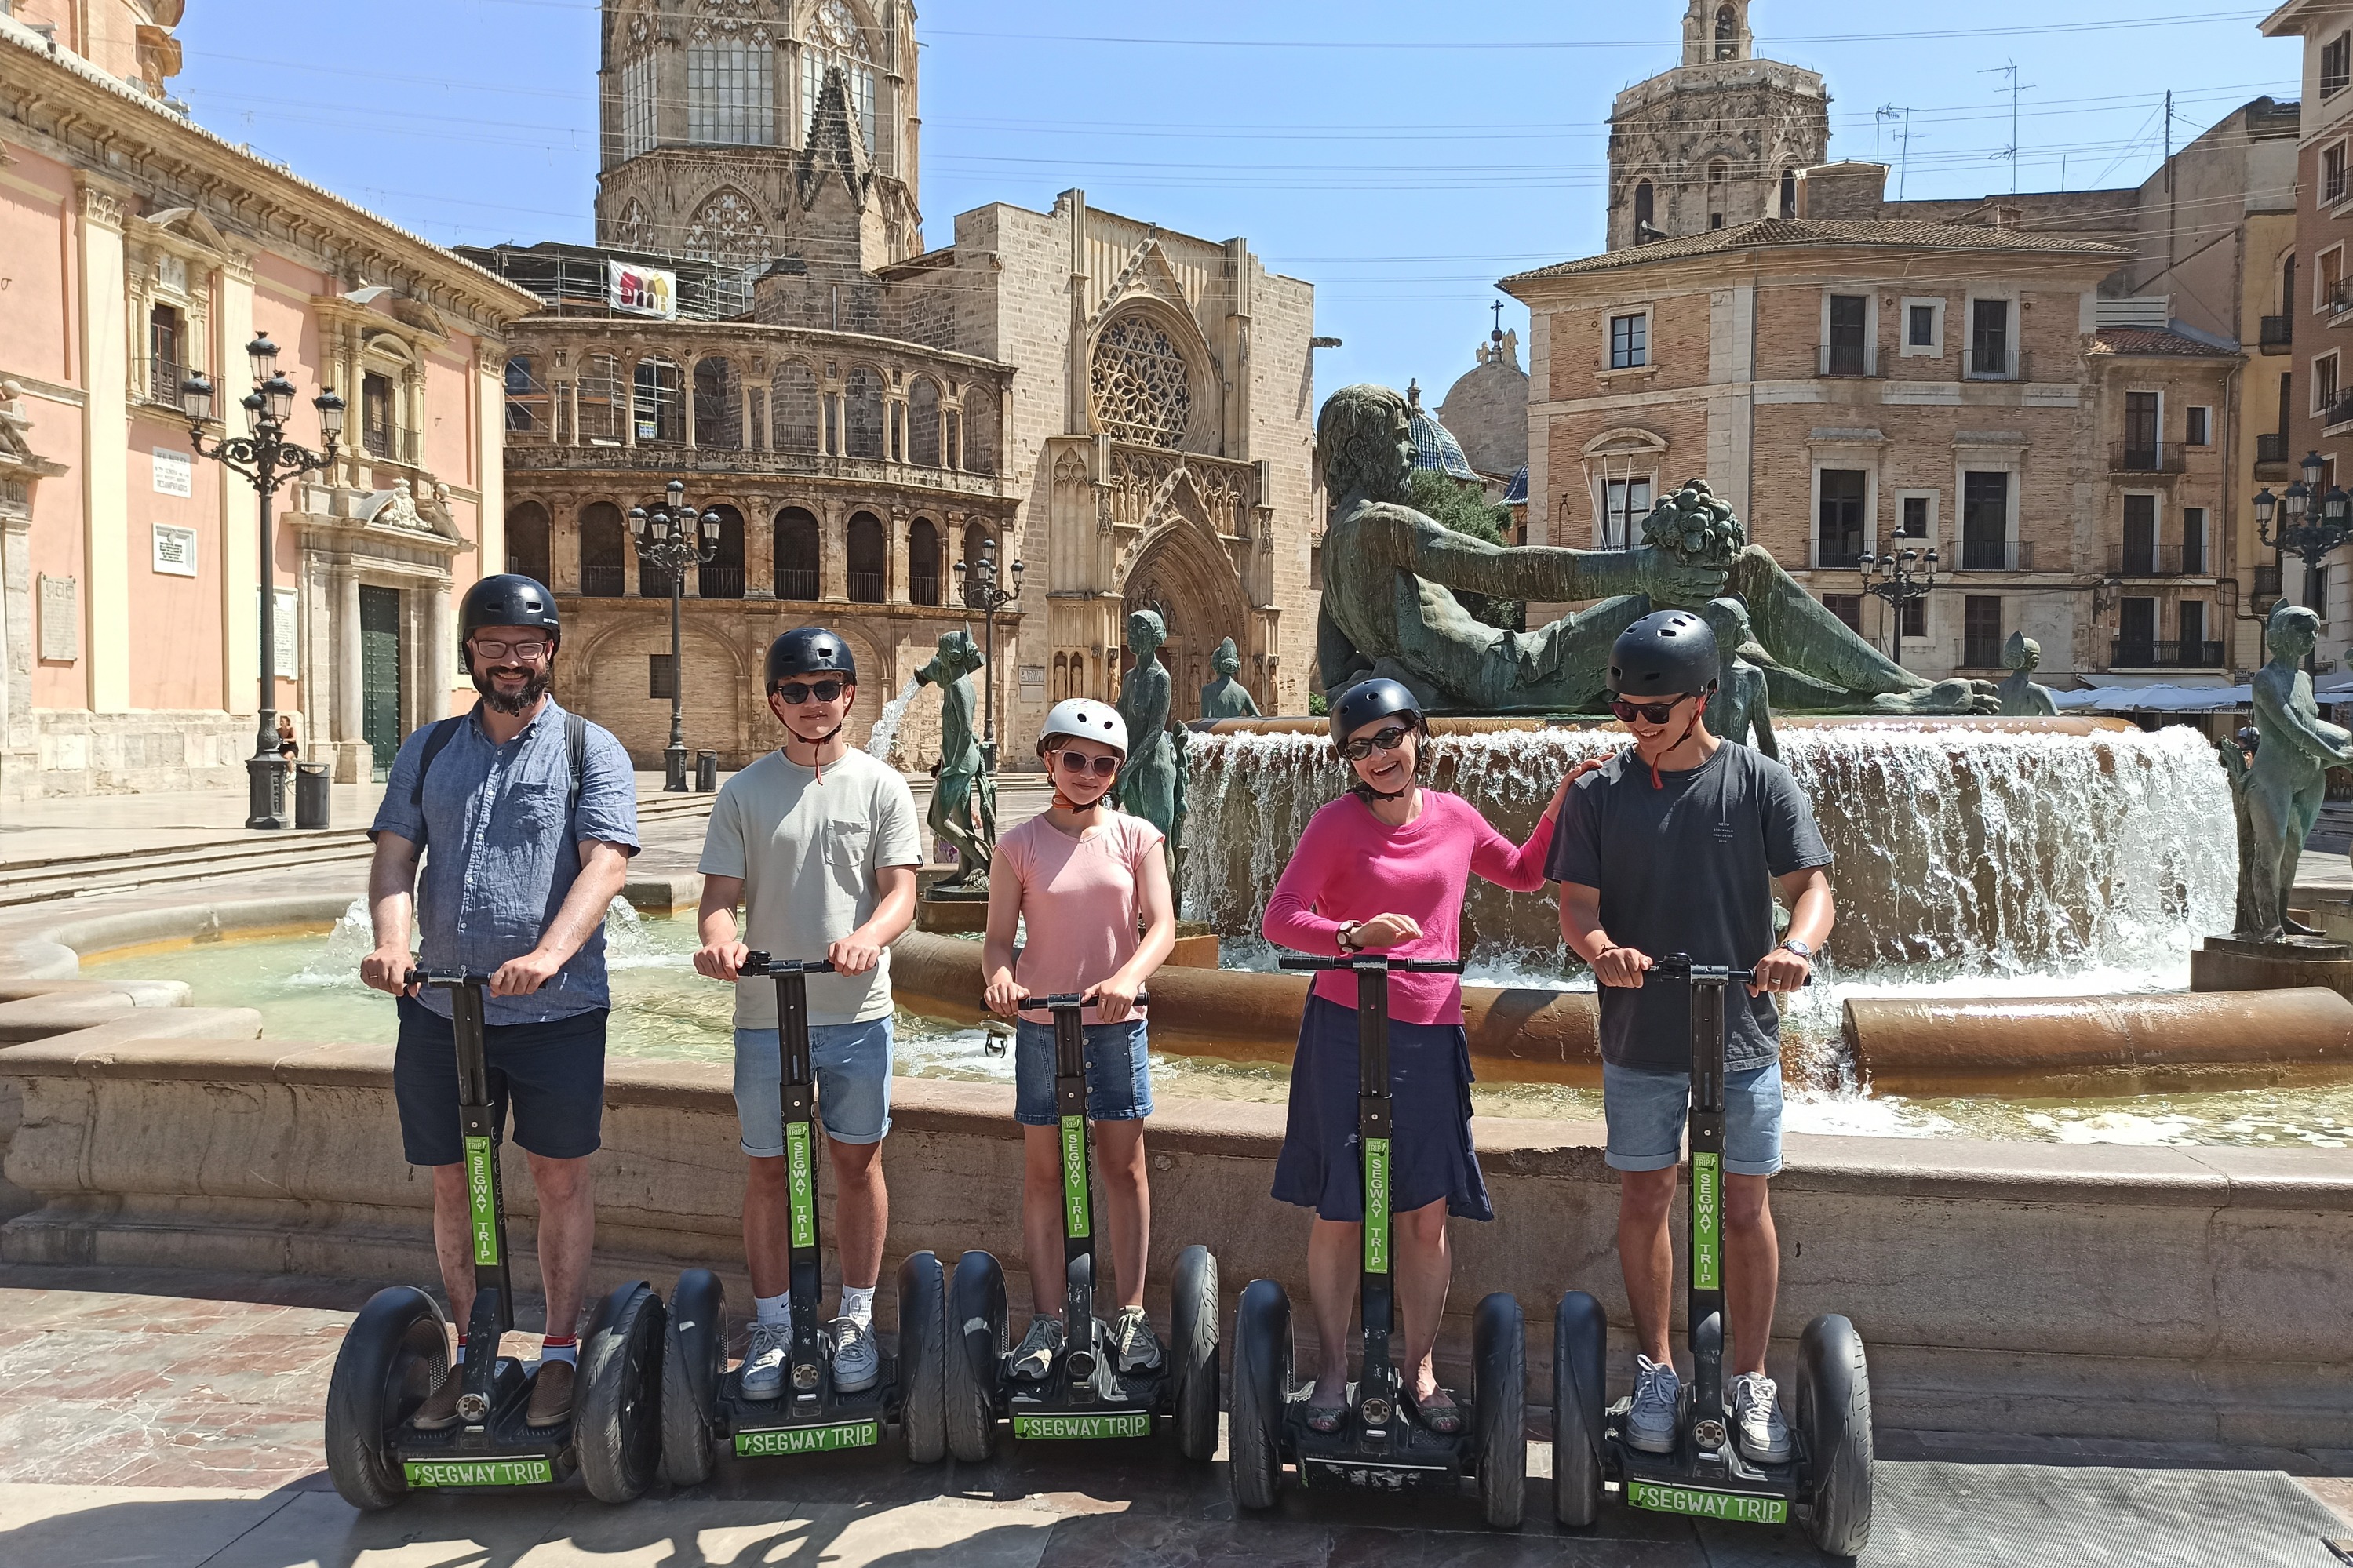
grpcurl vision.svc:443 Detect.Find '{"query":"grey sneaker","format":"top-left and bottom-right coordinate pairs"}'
top-left (738, 1320), bottom-right (792, 1402)
top-left (829, 1317), bottom-right (880, 1394)
top-left (1010, 1315), bottom-right (1064, 1381)
top-left (1112, 1307), bottom-right (1164, 1374)
top-left (1627, 1354), bottom-right (1681, 1453)
top-left (1731, 1372), bottom-right (1791, 1463)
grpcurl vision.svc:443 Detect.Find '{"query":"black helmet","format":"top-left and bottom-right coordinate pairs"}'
top-left (1608, 610), bottom-right (1718, 698)
top-left (766, 626), bottom-right (856, 691)
top-left (461, 573), bottom-right (559, 646)
top-left (1328, 677), bottom-right (1424, 755)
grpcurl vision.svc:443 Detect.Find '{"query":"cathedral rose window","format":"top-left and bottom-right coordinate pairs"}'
top-left (1091, 312), bottom-right (1193, 448)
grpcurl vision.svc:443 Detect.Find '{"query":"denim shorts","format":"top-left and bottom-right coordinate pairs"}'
top-left (733, 1017), bottom-right (893, 1155)
top-left (1601, 1061), bottom-right (1784, 1177)
top-left (393, 994), bottom-right (606, 1166)
top-left (1013, 1017), bottom-right (1153, 1127)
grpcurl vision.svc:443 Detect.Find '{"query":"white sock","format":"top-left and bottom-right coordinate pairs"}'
top-left (754, 1291), bottom-right (792, 1330)
top-left (838, 1285), bottom-right (876, 1326)
top-left (537, 1336), bottom-right (577, 1366)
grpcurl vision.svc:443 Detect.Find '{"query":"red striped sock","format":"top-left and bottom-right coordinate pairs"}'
top-left (541, 1333), bottom-right (578, 1365)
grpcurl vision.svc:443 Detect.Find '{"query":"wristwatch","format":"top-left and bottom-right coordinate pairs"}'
top-left (1777, 939), bottom-right (1812, 961)
top-left (1336, 921), bottom-right (1364, 952)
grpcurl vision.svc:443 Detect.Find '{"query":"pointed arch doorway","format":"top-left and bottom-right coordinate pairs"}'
top-left (1119, 518), bottom-right (1251, 722)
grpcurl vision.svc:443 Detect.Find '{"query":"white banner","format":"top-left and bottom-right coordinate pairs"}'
top-left (608, 259), bottom-right (677, 318)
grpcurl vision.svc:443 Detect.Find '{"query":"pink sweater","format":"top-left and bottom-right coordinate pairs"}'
top-left (1262, 790), bottom-right (1557, 1025)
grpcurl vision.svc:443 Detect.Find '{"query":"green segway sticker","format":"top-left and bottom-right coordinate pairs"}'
top-left (785, 1119), bottom-right (816, 1250)
top-left (1012, 1411), bottom-right (1154, 1440)
top-left (1626, 1478), bottom-right (1788, 1524)
top-left (464, 1135), bottom-right (498, 1267)
top-left (404, 1456), bottom-right (552, 1488)
top-left (735, 1420), bottom-right (879, 1456)
top-left (1060, 1114), bottom-right (1091, 1238)
top-left (1364, 1137), bottom-right (1391, 1274)
top-left (1692, 1150), bottom-right (1721, 1291)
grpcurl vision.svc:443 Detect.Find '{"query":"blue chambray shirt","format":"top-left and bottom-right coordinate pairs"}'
top-left (369, 698), bottom-right (641, 1025)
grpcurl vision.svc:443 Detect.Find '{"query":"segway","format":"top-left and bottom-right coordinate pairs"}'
top-left (658, 954), bottom-right (947, 1482)
top-left (1229, 955), bottom-right (1527, 1529)
top-left (945, 989), bottom-right (1221, 1460)
top-left (1553, 955), bottom-right (1872, 1558)
top-left (324, 972), bottom-right (666, 1509)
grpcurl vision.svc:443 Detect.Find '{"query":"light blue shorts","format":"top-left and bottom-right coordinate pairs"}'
top-left (1013, 1017), bottom-right (1153, 1127)
top-left (733, 1017), bottom-right (893, 1155)
top-left (1601, 1061), bottom-right (1783, 1177)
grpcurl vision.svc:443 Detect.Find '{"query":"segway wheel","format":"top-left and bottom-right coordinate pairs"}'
top-left (1797, 1313), bottom-right (1875, 1559)
top-left (946, 1250), bottom-right (1006, 1464)
top-left (1227, 1279), bottom-right (1291, 1512)
top-left (323, 1286), bottom-right (450, 1512)
top-left (577, 1281), bottom-right (667, 1504)
top-left (1551, 1290), bottom-right (1608, 1528)
top-left (1169, 1244), bottom-right (1222, 1463)
top-left (1472, 1292), bottom-right (1527, 1530)
top-left (659, 1268), bottom-right (726, 1487)
top-left (897, 1250), bottom-right (950, 1464)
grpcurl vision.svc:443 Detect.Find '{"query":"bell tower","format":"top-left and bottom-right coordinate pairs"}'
top-left (1606, 1), bottom-right (1828, 249)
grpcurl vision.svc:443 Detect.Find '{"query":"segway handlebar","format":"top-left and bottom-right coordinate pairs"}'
top-left (1279, 955), bottom-right (1466, 974)
top-left (1649, 953), bottom-right (1813, 988)
top-left (1040, 988), bottom-right (1152, 1010)
top-left (410, 970), bottom-right (491, 990)
top-left (740, 952), bottom-right (836, 977)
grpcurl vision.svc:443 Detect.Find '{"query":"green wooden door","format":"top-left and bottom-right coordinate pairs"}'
top-left (359, 585), bottom-right (403, 781)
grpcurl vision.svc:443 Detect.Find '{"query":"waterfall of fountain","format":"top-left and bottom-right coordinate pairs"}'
top-left (865, 675), bottom-right (925, 762)
top-left (1182, 725), bottom-right (2235, 980)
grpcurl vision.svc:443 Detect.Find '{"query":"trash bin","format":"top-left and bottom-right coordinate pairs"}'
top-left (293, 762), bottom-right (331, 829)
top-left (694, 749), bottom-right (719, 792)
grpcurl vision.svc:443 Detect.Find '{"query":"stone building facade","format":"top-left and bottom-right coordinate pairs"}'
top-left (0, 2), bottom-right (535, 797)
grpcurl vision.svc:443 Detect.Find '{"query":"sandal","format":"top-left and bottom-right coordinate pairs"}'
top-left (1306, 1395), bottom-right (1350, 1434)
top-left (1413, 1386), bottom-right (1464, 1435)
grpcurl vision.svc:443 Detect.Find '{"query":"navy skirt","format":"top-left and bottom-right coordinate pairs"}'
top-left (1270, 993), bottom-right (1493, 1224)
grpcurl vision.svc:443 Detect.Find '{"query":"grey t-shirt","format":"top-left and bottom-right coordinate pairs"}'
top-left (1546, 742), bottom-right (1830, 1072)
top-left (698, 748), bottom-right (923, 1028)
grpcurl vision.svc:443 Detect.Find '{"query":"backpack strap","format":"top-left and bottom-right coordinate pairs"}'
top-left (406, 715), bottom-right (468, 843)
top-left (566, 711), bottom-right (588, 827)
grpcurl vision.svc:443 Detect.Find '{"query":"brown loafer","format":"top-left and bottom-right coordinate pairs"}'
top-left (526, 1360), bottom-right (575, 1429)
top-left (411, 1369), bottom-right (463, 1432)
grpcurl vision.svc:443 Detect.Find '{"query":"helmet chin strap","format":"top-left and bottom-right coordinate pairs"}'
top-left (784, 715), bottom-right (846, 782)
top-left (1648, 685), bottom-right (1716, 789)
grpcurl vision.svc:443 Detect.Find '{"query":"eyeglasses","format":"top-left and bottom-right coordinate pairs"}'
top-left (1609, 692), bottom-right (1699, 726)
top-left (1052, 750), bottom-right (1122, 778)
top-left (470, 638), bottom-right (550, 661)
top-left (1340, 723), bottom-right (1414, 762)
top-left (773, 680), bottom-right (847, 704)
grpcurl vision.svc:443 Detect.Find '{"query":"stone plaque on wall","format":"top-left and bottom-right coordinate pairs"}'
top-left (37, 574), bottom-right (76, 662)
top-left (1019, 664), bottom-right (1046, 688)
top-left (151, 446), bottom-right (194, 497)
top-left (152, 524), bottom-right (199, 577)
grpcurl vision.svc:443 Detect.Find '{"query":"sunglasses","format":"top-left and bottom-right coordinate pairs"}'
top-left (1340, 723), bottom-right (1415, 762)
top-left (1052, 750), bottom-right (1122, 779)
top-left (773, 680), bottom-right (847, 704)
top-left (470, 638), bottom-right (550, 661)
top-left (1608, 691), bottom-right (1700, 726)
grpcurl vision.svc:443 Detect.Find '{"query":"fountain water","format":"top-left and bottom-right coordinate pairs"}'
top-left (865, 674), bottom-right (924, 762)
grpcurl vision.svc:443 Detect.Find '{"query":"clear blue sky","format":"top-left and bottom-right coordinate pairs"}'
top-left (176, 2), bottom-right (2294, 404)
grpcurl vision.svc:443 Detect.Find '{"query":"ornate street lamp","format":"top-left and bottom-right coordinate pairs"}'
top-left (2254, 450), bottom-right (2353, 621)
top-left (180, 334), bottom-right (344, 830)
top-left (629, 480), bottom-right (721, 791)
top-left (952, 538), bottom-right (1023, 773)
top-left (1858, 544), bottom-right (1939, 667)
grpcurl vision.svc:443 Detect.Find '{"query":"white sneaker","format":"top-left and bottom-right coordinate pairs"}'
top-left (1112, 1307), bottom-right (1164, 1374)
top-left (739, 1320), bottom-right (792, 1402)
top-left (829, 1317), bottom-right (880, 1394)
top-left (1010, 1315), bottom-right (1064, 1381)
top-left (1627, 1354), bottom-right (1681, 1453)
top-left (1730, 1372), bottom-right (1791, 1463)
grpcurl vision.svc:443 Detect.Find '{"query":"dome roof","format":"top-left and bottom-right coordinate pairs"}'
top-left (1437, 327), bottom-right (1529, 478)
top-left (1503, 465), bottom-right (1529, 506)
top-left (1405, 381), bottom-right (1479, 482)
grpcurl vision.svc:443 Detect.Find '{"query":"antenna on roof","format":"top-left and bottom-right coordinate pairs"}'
top-left (1980, 60), bottom-right (2035, 195)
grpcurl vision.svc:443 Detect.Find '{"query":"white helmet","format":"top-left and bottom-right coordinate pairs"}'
top-left (1037, 697), bottom-right (1129, 758)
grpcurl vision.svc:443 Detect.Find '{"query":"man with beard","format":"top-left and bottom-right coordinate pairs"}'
top-left (359, 573), bottom-right (639, 1432)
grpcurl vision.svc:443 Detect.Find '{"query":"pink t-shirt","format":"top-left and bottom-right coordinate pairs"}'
top-left (1262, 790), bottom-right (1557, 1026)
top-left (999, 810), bottom-right (1167, 1024)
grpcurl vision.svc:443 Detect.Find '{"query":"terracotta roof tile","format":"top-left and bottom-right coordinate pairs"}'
top-left (2088, 326), bottom-right (2241, 358)
top-left (1502, 217), bottom-right (2128, 284)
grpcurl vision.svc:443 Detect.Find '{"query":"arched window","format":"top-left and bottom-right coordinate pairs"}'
top-left (1779, 168), bottom-right (1798, 218)
top-left (774, 508), bottom-right (820, 599)
top-left (1633, 181), bottom-right (1655, 239)
top-left (506, 501), bottom-right (551, 586)
top-left (700, 504), bottom-right (745, 598)
top-left (908, 377), bottom-right (941, 467)
top-left (580, 502), bottom-right (627, 597)
top-left (579, 354), bottom-right (623, 442)
top-left (684, 189), bottom-right (767, 315)
top-left (843, 367), bottom-right (884, 459)
top-left (1708, 160), bottom-right (1728, 189)
top-left (620, 20), bottom-right (657, 160)
top-left (1089, 311), bottom-right (1192, 448)
top-left (908, 517), bottom-right (941, 606)
top-left (1715, 4), bottom-right (1739, 59)
top-left (847, 512), bottom-right (885, 603)
top-left (693, 356), bottom-right (739, 447)
top-left (963, 386), bottom-right (996, 475)
top-left (633, 356), bottom-right (683, 443)
top-left (804, 0), bottom-right (876, 151)
top-left (613, 199), bottom-right (654, 254)
top-left (962, 521), bottom-right (991, 580)
top-left (687, 11), bottom-right (774, 148)
top-left (771, 360), bottom-right (819, 453)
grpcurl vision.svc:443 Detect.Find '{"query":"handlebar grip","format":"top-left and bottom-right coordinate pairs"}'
top-left (1275, 955), bottom-right (1465, 975)
top-left (741, 952), bottom-right (836, 977)
top-left (414, 970), bottom-right (491, 988)
top-left (1393, 959), bottom-right (1466, 974)
top-left (1277, 955), bottom-right (1335, 971)
top-left (1038, 990), bottom-right (1151, 1010)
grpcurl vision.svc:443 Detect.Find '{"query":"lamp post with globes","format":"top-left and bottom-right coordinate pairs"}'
top-left (2253, 451), bottom-right (2353, 632)
top-left (180, 337), bottom-right (344, 831)
top-left (628, 479), bottom-right (721, 791)
top-left (1857, 544), bottom-right (1940, 667)
top-left (952, 537), bottom-right (1022, 773)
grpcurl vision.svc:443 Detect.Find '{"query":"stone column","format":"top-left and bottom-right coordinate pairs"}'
top-left (745, 499), bottom-right (776, 598)
top-left (422, 578), bottom-right (454, 723)
top-left (330, 565), bottom-right (363, 780)
top-left (216, 253), bottom-right (261, 713)
top-left (743, 385), bottom-right (759, 450)
top-left (623, 351), bottom-right (639, 447)
top-left (75, 177), bottom-right (132, 714)
top-left (888, 506), bottom-right (910, 603)
top-left (683, 355), bottom-right (698, 449)
top-left (550, 500), bottom-right (582, 594)
top-left (819, 500), bottom-right (847, 602)
top-left (2, 516), bottom-right (31, 759)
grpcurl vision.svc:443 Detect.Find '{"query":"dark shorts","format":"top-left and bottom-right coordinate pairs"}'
top-left (393, 994), bottom-right (608, 1166)
top-left (1271, 993), bottom-right (1492, 1224)
top-left (1013, 1017), bottom-right (1153, 1126)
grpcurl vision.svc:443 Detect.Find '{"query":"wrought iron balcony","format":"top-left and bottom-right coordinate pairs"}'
top-left (2111, 543), bottom-right (2210, 577)
top-left (1818, 342), bottom-right (1880, 377)
top-left (2110, 638), bottom-right (2225, 669)
top-left (2110, 442), bottom-right (2184, 475)
top-left (2260, 315), bottom-right (2293, 352)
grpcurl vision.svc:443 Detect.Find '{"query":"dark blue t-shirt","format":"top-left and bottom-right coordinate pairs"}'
top-left (1546, 742), bottom-right (1830, 1071)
